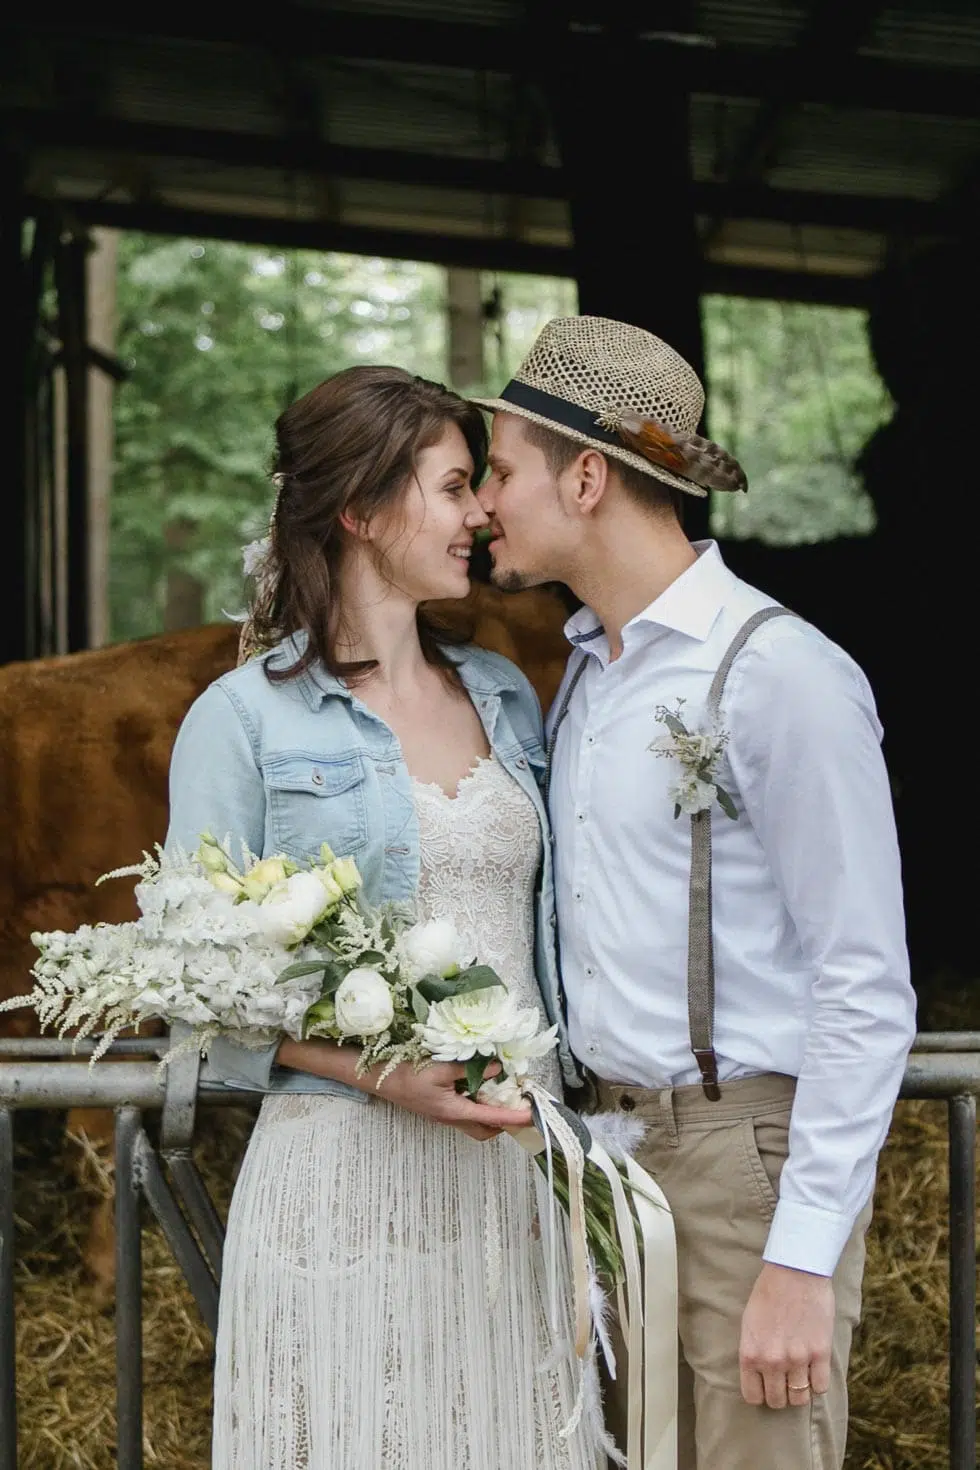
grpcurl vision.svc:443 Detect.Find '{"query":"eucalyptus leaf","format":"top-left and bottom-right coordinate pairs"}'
top-left (277, 960), bottom-right (328, 981)
top-left (319, 962), bottom-right (348, 997)
top-left (464, 1054), bottom-right (493, 1098)
top-left (673, 803), bottom-right (682, 821)
top-left (357, 950), bottom-right (386, 967)
top-left (454, 964), bottom-right (504, 994)
top-left (411, 988), bottom-right (430, 1023)
top-left (662, 712), bottom-right (689, 738)
top-left (716, 786), bottom-right (739, 821)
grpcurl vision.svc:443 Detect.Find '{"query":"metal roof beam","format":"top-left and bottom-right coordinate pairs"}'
top-left (5, 111), bottom-right (964, 237)
top-left (27, 193), bottom-right (874, 308)
top-left (9, 11), bottom-right (980, 120)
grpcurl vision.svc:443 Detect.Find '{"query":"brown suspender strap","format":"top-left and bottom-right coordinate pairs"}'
top-left (688, 606), bottom-right (800, 1099)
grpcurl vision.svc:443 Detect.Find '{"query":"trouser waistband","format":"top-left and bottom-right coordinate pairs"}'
top-left (595, 1072), bottom-right (796, 1146)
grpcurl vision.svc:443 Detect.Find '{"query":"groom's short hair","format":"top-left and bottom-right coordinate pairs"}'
top-left (519, 418), bottom-right (681, 519)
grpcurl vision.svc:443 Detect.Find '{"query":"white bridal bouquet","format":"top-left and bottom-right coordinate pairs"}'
top-left (1, 832), bottom-right (558, 1101)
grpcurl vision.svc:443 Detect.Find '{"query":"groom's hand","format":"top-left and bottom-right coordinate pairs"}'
top-left (738, 1262), bottom-right (834, 1409)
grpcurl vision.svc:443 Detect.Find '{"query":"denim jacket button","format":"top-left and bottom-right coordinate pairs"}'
top-left (515, 755), bottom-right (527, 770)
top-left (310, 768), bottom-right (325, 786)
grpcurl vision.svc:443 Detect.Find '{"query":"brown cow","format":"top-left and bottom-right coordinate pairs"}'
top-left (0, 583), bottom-right (571, 1290)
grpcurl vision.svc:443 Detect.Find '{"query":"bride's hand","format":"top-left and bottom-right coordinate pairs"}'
top-left (376, 1059), bottom-right (533, 1141)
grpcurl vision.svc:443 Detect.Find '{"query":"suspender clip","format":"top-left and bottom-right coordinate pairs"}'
top-left (692, 1048), bottom-right (722, 1102)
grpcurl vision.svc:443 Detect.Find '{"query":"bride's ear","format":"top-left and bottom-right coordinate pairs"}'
top-left (339, 507), bottom-right (371, 540)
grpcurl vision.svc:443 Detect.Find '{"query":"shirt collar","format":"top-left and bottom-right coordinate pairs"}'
top-left (564, 540), bottom-right (735, 653)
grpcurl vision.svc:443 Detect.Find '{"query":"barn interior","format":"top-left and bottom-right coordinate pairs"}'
top-left (4, 0), bottom-right (979, 990)
top-left (1, 8), bottom-right (979, 1468)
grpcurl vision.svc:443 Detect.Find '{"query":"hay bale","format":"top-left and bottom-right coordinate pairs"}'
top-left (10, 1092), bottom-right (978, 1467)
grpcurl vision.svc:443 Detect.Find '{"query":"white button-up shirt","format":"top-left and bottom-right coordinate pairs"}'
top-left (549, 541), bottom-right (916, 1276)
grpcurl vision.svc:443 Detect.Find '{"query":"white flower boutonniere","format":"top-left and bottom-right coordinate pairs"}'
top-left (650, 699), bottom-right (738, 821)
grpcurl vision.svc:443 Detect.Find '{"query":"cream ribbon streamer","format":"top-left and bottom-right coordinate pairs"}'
top-left (510, 1083), bottom-right (678, 1470)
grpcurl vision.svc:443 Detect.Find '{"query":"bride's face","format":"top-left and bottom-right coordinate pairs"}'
top-left (363, 423), bottom-right (489, 603)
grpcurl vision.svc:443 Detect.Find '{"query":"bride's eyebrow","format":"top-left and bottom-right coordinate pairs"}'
top-left (440, 466), bottom-right (471, 481)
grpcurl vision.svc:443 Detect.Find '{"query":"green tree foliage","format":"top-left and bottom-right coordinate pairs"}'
top-left (702, 295), bottom-right (891, 545)
top-left (112, 236), bottom-right (446, 640)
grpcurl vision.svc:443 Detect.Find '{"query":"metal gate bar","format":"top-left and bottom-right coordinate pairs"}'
top-left (0, 1109), bottom-right (17, 1470)
top-left (948, 1094), bottom-right (977, 1470)
top-left (1, 1036), bottom-right (978, 1469)
top-left (114, 1107), bottom-right (143, 1470)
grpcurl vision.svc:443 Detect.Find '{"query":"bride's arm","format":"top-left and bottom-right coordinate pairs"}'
top-left (277, 1038), bottom-right (532, 1140)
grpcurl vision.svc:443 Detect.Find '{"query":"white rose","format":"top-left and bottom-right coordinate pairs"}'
top-left (415, 986), bottom-right (521, 1062)
top-left (258, 871), bottom-right (333, 945)
top-left (334, 968), bottom-right (395, 1037)
top-left (477, 1074), bottom-right (527, 1110)
top-left (400, 918), bottom-right (465, 978)
top-left (668, 775), bottom-right (717, 815)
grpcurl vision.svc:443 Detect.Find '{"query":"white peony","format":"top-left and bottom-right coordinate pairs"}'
top-left (257, 871), bottom-right (334, 945)
top-left (334, 968), bottom-right (395, 1037)
top-left (415, 986), bottom-right (525, 1062)
top-left (668, 775), bottom-right (717, 815)
top-left (400, 917), bottom-right (465, 979)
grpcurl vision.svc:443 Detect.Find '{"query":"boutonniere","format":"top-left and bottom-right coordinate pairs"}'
top-left (650, 700), bottom-right (738, 820)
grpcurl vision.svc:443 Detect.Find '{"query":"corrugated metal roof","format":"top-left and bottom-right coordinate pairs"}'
top-left (4, 1), bottom-right (977, 300)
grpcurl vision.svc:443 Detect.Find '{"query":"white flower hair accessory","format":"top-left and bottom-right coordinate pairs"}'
top-left (650, 699), bottom-right (737, 820)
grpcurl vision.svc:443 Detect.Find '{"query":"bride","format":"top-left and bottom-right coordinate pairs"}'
top-left (165, 365), bottom-right (605, 1469)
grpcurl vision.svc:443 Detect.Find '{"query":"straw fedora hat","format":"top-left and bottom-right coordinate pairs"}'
top-left (472, 315), bottom-right (746, 498)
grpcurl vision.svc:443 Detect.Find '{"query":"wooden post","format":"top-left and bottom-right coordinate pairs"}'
top-left (549, 43), bottom-right (709, 538)
top-left (87, 228), bottom-right (117, 649)
top-left (53, 225), bottom-right (92, 652)
top-left (0, 166), bottom-right (30, 665)
top-left (446, 268), bottom-right (486, 392)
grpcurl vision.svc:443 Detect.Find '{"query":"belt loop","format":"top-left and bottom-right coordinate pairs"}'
top-left (659, 1087), bottom-right (679, 1148)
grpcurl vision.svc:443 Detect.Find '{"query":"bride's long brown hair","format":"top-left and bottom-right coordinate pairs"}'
top-left (246, 366), bottom-right (488, 685)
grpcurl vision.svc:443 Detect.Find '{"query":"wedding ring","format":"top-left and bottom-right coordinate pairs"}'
top-left (787, 1381), bottom-right (811, 1394)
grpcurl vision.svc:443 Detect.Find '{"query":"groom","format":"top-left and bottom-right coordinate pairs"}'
top-left (473, 317), bottom-right (916, 1470)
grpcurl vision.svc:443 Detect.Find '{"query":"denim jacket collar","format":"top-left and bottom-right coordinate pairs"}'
top-left (265, 629), bottom-right (521, 712)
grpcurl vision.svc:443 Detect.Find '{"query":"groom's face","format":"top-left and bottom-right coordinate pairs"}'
top-left (477, 413), bottom-right (573, 592)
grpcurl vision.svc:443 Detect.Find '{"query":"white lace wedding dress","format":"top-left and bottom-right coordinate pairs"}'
top-left (211, 756), bottom-right (605, 1469)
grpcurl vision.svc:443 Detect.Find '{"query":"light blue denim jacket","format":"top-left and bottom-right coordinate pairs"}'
top-left (165, 633), bottom-right (579, 1097)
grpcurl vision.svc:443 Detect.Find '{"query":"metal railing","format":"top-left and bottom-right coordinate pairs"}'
top-left (1, 1034), bottom-right (977, 1469)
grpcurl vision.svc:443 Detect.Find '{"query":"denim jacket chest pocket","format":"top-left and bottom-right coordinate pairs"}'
top-left (262, 750), bottom-right (369, 861)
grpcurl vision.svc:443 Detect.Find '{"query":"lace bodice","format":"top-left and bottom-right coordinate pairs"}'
top-left (412, 758), bottom-right (554, 1075)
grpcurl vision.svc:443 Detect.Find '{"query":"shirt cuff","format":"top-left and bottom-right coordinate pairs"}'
top-left (762, 1199), bottom-right (855, 1277)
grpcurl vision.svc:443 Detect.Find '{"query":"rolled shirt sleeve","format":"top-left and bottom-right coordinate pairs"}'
top-left (727, 628), bottom-right (917, 1275)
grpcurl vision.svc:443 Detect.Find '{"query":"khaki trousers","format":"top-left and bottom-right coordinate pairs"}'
top-left (595, 1074), bottom-right (872, 1470)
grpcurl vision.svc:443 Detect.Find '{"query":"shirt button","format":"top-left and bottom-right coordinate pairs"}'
top-left (586, 735), bottom-right (595, 745)
top-left (585, 966), bottom-right (595, 978)
top-left (549, 913), bottom-right (557, 928)
top-left (574, 890), bottom-right (583, 902)
top-left (586, 1043), bottom-right (598, 1056)
top-left (576, 812), bottom-right (586, 823)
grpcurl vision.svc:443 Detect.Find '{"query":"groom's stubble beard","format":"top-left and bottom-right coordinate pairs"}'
top-left (489, 563), bottom-right (539, 594)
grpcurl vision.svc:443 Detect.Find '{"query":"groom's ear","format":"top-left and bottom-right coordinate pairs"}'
top-left (567, 448), bottom-right (610, 520)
